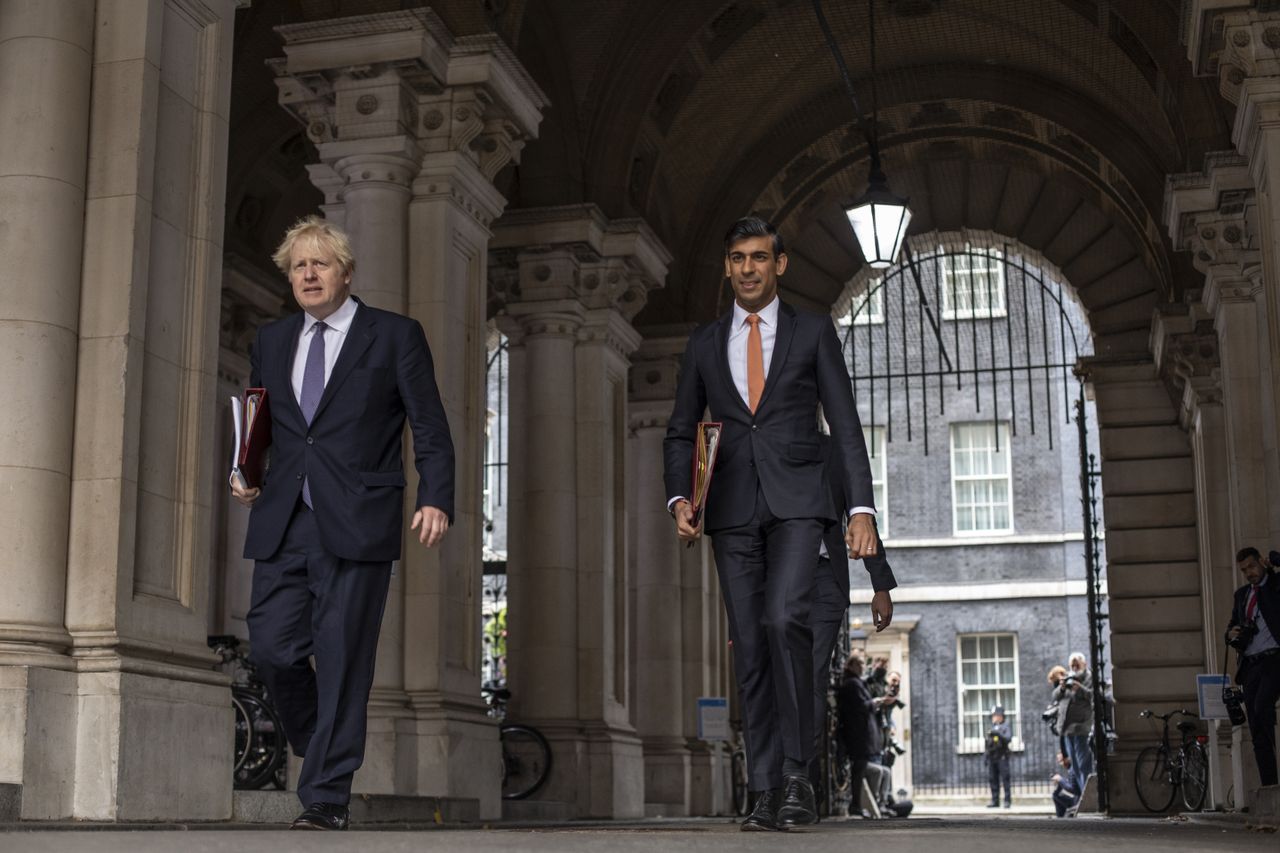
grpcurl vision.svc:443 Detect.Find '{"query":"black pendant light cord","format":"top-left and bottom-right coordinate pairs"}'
top-left (811, 0), bottom-right (882, 175)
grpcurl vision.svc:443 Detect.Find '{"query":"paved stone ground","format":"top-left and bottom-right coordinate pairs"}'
top-left (1, 815), bottom-right (1275, 853)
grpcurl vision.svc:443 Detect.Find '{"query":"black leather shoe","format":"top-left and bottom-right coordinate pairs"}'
top-left (290, 802), bottom-right (350, 830)
top-left (741, 787), bottom-right (787, 831)
top-left (777, 775), bottom-right (818, 826)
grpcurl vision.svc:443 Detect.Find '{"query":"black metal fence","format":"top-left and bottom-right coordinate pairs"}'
top-left (910, 711), bottom-right (1060, 800)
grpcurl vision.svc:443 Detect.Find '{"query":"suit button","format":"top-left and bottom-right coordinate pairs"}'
top-left (296, 473), bottom-right (303, 480)
top-left (306, 436), bottom-right (314, 445)
top-left (751, 424), bottom-right (758, 432)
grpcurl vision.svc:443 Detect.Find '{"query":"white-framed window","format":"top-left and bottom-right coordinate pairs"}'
top-left (940, 244), bottom-right (1005, 319)
top-left (864, 425), bottom-right (887, 537)
top-left (950, 422), bottom-right (1013, 535)
top-left (957, 633), bottom-right (1022, 753)
top-left (848, 283), bottom-right (885, 326)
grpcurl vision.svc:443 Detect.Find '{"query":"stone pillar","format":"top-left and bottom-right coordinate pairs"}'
top-left (1079, 356), bottom-right (1204, 813)
top-left (272, 8), bottom-right (546, 818)
top-left (0, 0), bottom-right (240, 820)
top-left (492, 205), bottom-right (668, 818)
top-left (628, 337), bottom-right (692, 815)
top-left (1164, 148), bottom-right (1278, 804)
top-left (0, 0), bottom-right (93, 819)
top-left (1190, 4), bottom-right (1280, 543)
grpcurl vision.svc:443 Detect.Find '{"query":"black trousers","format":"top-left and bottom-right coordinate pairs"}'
top-left (246, 502), bottom-right (393, 807)
top-left (810, 556), bottom-right (848, 764)
top-left (711, 485), bottom-right (824, 791)
top-left (987, 755), bottom-right (1011, 804)
top-left (1240, 649), bottom-right (1280, 787)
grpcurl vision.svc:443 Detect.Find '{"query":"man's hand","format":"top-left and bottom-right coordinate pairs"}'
top-left (411, 506), bottom-right (450, 547)
top-left (672, 500), bottom-right (701, 542)
top-left (1228, 626), bottom-right (1243, 641)
top-left (871, 590), bottom-right (893, 632)
top-left (845, 513), bottom-right (877, 559)
top-left (230, 478), bottom-right (260, 508)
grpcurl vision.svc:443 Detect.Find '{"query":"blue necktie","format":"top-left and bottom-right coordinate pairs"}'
top-left (300, 321), bottom-right (326, 507)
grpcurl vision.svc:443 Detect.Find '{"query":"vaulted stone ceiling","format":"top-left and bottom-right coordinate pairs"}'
top-left (225, 0), bottom-right (1235, 353)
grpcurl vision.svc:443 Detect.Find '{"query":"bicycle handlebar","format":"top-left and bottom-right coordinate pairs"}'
top-left (1139, 708), bottom-right (1197, 721)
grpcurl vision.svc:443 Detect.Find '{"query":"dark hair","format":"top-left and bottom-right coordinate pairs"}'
top-left (724, 215), bottom-right (785, 257)
top-left (1237, 546), bottom-right (1262, 562)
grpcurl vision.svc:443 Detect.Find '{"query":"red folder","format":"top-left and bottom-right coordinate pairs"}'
top-left (229, 388), bottom-right (272, 490)
top-left (688, 421), bottom-right (722, 529)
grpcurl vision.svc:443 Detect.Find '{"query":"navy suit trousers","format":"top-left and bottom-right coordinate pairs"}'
top-left (247, 501), bottom-right (392, 806)
top-left (712, 484), bottom-right (824, 791)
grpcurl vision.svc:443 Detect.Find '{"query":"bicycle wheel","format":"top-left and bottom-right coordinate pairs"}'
top-left (731, 748), bottom-right (749, 817)
top-left (500, 723), bottom-right (552, 800)
top-left (1133, 745), bottom-right (1177, 812)
top-left (1180, 742), bottom-right (1208, 812)
top-left (231, 694), bottom-right (253, 774)
top-left (234, 693), bottom-right (287, 791)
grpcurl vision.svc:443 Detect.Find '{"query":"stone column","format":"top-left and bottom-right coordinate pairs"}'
top-left (1192, 4), bottom-right (1280, 543)
top-left (2, 0), bottom-right (243, 821)
top-left (0, 0), bottom-right (93, 819)
top-left (491, 205), bottom-right (668, 818)
top-left (628, 337), bottom-right (692, 815)
top-left (272, 9), bottom-right (546, 817)
top-left (1079, 356), bottom-right (1204, 813)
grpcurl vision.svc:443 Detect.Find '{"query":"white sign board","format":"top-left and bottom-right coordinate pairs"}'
top-left (1196, 674), bottom-right (1231, 721)
top-left (697, 697), bottom-right (730, 741)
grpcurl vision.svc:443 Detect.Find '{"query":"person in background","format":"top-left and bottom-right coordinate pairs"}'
top-left (1226, 547), bottom-right (1280, 787)
top-left (1054, 652), bottom-right (1094, 796)
top-left (1050, 751), bottom-right (1079, 818)
top-left (985, 705), bottom-right (1012, 809)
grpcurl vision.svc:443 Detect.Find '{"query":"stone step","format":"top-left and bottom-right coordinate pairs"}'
top-left (1253, 784), bottom-right (1279, 827)
top-left (232, 791), bottom-right (479, 825)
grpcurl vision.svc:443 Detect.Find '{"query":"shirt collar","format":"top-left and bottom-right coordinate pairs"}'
top-left (732, 295), bottom-right (780, 330)
top-left (303, 296), bottom-right (357, 337)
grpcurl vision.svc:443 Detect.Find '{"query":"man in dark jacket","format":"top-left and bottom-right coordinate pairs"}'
top-left (1226, 547), bottom-right (1280, 786)
top-left (985, 705), bottom-right (1012, 808)
top-left (836, 655), bottom-right (883, 813)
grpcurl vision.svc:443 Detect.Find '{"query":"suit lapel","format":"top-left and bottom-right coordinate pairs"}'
top-left (755, 300), bottom-right (795, 413)
top-left (714, 311), bottom-right (752, 417)
top-left (273, 313), bottom-right (307, 429)
top-left (309, 300), bottom-right (375, 426)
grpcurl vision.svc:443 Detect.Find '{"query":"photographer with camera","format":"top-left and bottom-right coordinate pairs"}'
top-left (1226, 547), bottom-right (1280, 787)
top-left (985, 705), bottom-right (1012, 808)
top-left (1052, 653), bottom-right (1094, 797)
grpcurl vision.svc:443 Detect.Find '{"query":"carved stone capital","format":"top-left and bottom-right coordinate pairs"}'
top-left (496, 303), bottom-right (585, 345)
top-left (1151, 304), bottom-right (1220, 404)
top-left (271, 9), bottom-right (547, 182)
top-left (489, 205), bottom-right (671, 320)
top-left (1164, 151), bottom-right (1260, 275)
top-left (628, 334), bottom-right (689, 403)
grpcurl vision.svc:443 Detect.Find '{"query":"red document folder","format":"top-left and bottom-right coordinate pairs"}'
top-left (229, 388), bottom-right (271, 490)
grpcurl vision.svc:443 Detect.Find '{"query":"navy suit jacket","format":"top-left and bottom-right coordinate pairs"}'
top-left (243, 297), bottom-right (455, 563)
top-left (663, 299), bottom-right (874, 532)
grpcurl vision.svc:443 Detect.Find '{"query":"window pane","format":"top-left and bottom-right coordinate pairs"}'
top-left (962, 662), bottom-right (977, 684)
top-left (961, 636), bottom-right (977, 658)
top-left (979, 636), bottom-right (995, 658)
top-left (999, 661), bottom-right (1015, 683)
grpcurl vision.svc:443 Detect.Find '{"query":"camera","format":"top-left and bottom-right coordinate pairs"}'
top-left (1040, 703), bottom-right (1061, 736)
top-left (1228, 622), bottom-right (1258, 652)
top-left (1222, 683), bottom-right (1247, 726)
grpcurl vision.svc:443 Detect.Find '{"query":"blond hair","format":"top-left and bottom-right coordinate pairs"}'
top-left (1047, 665), bottom-right (1067, 685)
top-left (272, 215), bottom-right (356, 275)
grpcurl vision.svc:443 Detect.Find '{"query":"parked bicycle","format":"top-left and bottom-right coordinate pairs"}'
top-left (208, 635), bottom-right (288, 791)
top-left (1133, 708), bottom-right (1208, 813)
top-left (482, 684), bottom-right (552, 800)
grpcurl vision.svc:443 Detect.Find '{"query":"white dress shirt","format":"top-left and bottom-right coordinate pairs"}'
top-left (1245, 574), bottom-right (1279, 657)
top-left (291, 296), bottom-right (357, 405)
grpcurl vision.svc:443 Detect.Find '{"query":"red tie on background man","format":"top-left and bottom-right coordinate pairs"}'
top-left (1246, 585), bottom-right (1260, 622)
top-left (746, 314), bottom-right (764, 412)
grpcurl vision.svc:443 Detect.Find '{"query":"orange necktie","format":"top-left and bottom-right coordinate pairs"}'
top-left (746, 314), bottom-right (764, 412)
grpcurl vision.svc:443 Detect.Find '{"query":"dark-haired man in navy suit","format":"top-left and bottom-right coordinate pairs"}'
top-left (664, 215), bottom-right (879, 830)
top-left (230, 216), bottom-right (454, 830)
